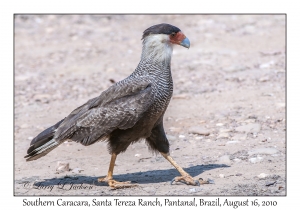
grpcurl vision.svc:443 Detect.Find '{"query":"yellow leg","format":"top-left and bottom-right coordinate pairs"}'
top-left (161, 152), bottom-right (210, 185)
top-left (98, 153), bottom-right (137, 189)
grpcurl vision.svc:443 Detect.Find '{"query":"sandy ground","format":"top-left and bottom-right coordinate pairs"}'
top-left (14, 15), bottom-right (286, 196)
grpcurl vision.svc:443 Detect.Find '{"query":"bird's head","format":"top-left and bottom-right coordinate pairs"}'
top-left (141, 23), bottom-right (190, 63)
top-left (142, 23), bottom-right (190, 49)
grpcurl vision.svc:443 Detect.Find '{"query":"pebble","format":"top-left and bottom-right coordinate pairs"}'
top-left (259, 76), bottom-right (269, 82)
top-left (266, 181), bottom-right (277, 186)
top-left (27, 136), bottom-right (33, 140)
top-left (242, 119), bottom-right (256, 123)
top-left (233, 158), bottom-right (241, 163)
top-left (226, 140), bottom-right (240, 144)
top-left (218, 155), bottom-right (231, 164)
top-left (232, 134), bottom-right (247, 141)
top-left (166, 135), bottom-right (176, 141)
top-left (134, 154), bottom-right (141, 157)
top-left (248, 148), bottom-right (279, 155)
top-left (56, 161), bottom-right (69, 173)
top-left (33, 94), bottom-right (51, 101)
top-left (216, 123), bottom-right (224, 127)
top-left (142, 187), bottom-right (156, 193)
top-left (223, 65), bottom-right (247, 72)
top-left (220, 128), bottom-right (232, 133)
top-left (259, 60), bottom-right (274, 69)
top-left (189, 188), bottom-right (196, 193)
top-left (235, 123), bottom-right (261, 133)
top-left (257, 173), bottom-right (268, 179)
top-left (169, 127), bottom-right (181, 132)
top-left (217, 132), bottom-right (230, 138)
top-left (172, 94), bottom-right (189, 99)
top-left (179, 135), bottom-right (185, 139)
top-left (249, 156), bottom-right (264, 164)
top-left (20, 124), bottom-right (29, 129)
top-left (72, 168), bottom-right (84, 173)
top-left (276, 103), bottom-right (285, 108)
top-left (219, 174), bottom-right (225, 178)
top-left (188, 126), bottom-right (210, 136)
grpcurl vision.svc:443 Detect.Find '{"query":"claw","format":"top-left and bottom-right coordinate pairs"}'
top-left (170, 178), bottom-right (176, 185)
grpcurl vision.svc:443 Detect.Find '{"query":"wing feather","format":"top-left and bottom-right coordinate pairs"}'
top-left (54, 77), bottom-right (153, 145)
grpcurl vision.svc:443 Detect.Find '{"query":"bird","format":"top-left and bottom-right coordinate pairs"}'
top-left (25, 23), bottom-right (200, 189)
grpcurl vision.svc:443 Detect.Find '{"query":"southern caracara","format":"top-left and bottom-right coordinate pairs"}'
top-left (25, 23), bottom-right (204, 189)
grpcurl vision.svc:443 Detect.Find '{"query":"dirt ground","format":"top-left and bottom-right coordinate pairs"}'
top-left (14, 15), bottom-right (286, 196)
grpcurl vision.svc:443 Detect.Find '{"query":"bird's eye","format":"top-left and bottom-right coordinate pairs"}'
top-left (171, 32), bottom-right (176, 37)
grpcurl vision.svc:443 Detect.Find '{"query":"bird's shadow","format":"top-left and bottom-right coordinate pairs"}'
top-left (24, 164), bottom-right (229, 187)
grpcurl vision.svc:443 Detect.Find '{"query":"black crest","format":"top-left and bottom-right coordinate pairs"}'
top-left (142, 23), bottom-right (181, 39)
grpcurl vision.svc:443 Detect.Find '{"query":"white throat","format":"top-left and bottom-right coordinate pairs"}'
top-left (141, 34), bottom-right (173, 65)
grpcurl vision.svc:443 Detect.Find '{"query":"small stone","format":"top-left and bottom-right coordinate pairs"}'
top-left (223, 65), bottom-right (247, 72)
top-left (172, 94), bottom-right (189, 99)
top-left (106, 67), bottom-right (115, 72)
top-left (226, 140), bottom-right (240, 144)
top-left (72, 168), bottom-right (84, 173)
top-left (242, 119), bottom-right (256, 123)
top-left (257, 173), bottom-right (268, 179)
top-left (249, 156), bottom-right (264, 164)
top-left (220, 128), bottom-right (232, 133)
top-left (235, 123), bottom-right (261, 133)
top-left (216, 123), bottom-right (224, 126)
top-left (142, 187), bottom-right (156, 193)
top-left (217, 132), bottom-right (230, 139)
top-left (233, 158), bottom-right (241, 163)
top-left (33, 94), bottom-right (51, 101)
top-left (189, 188), bottom-right (196, 193)
top-left (218, 155), bottom-right (231, 164)
top-left (27, 136), bottom-right (33, 140)
top-left (166, 135), bottom-right (176, 141)
top-left (277, 103), bottom-right (285, 108)
top-left (236, 173), bottom-right (243, 176)
top-left (20, 124), bottom-right (29, 129)
top-left (219, 174), bottom-right (225, 178)
top-left (188, 126), bottom-right (210, 136)
top-left (259, 76), bottom-right (269, 82)
top-left (266, 181), bottom-right (277, 186)
top-left (179, 135), bottom-right (185, 139)
top-left (232, 134), bottom-right (247, 141)
top-left (135, 154), bottom-right (141, 157)
top-left (169, 127), bottom-right (181, 132)
top-left (248, 148), bottom-right (279, 156)
top-left (259, 60), bottom-right (274, 69)
top-left (205, 139), bottom-right (211, 142)
top-left (56, 161), bottom-right (69, 173)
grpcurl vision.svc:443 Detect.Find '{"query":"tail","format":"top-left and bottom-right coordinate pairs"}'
top-left (24, 119), bottom-right (64, 161)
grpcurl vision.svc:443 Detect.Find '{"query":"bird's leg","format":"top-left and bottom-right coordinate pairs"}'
top-left (161, 152), bottom-right (206, 186)
top-left (98, 153), bottom-right (137, 189)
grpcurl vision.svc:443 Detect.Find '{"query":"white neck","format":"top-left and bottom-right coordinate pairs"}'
top-left (141, 34), bottom-right (173, 65)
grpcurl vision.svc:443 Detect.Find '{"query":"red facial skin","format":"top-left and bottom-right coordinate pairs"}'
top-left (169, 31), bottom-right (186, 45)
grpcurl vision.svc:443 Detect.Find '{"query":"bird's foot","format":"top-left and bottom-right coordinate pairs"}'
top-left (170, 175), bottom-right (200, 186)
top-left (98, 177), bottom-right (138, 189)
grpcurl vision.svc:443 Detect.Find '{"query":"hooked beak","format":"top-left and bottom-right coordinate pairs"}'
top-left (180, 37), bottom-right (190, 49)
